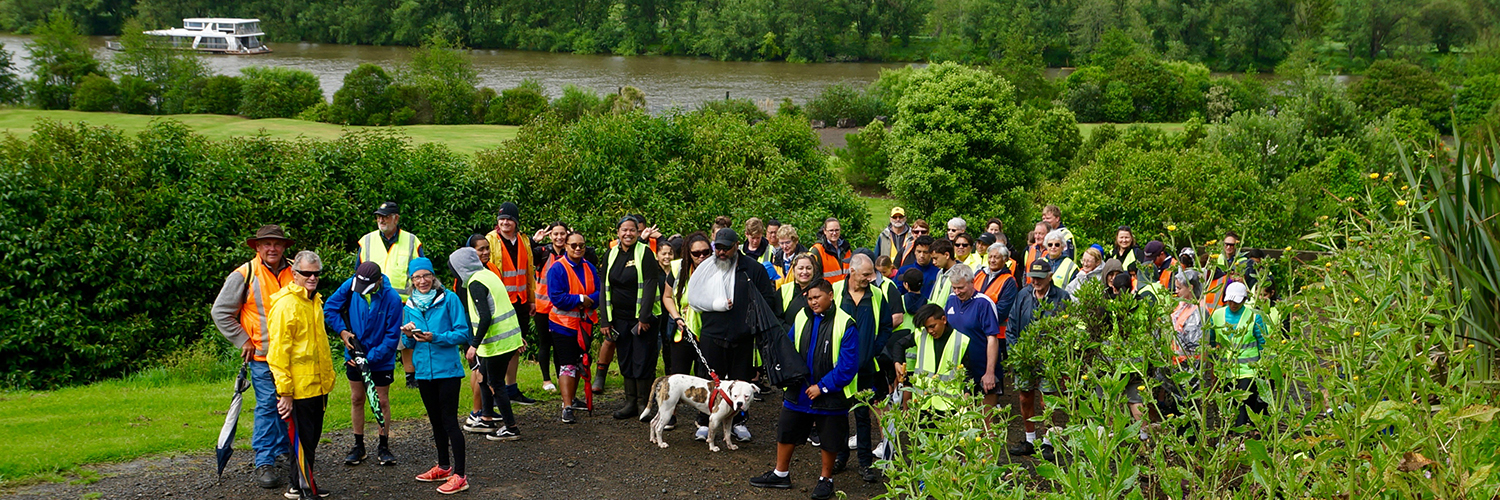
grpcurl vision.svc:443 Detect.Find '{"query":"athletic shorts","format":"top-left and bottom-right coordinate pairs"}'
top-left (776, 407), bottom-right (849, 453)
top-left (345, 366), bottom-right (395, 387)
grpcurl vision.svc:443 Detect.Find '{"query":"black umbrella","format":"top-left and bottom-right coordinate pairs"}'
top-left (215, 362), bottom-right (251, 477)
top-left (346, 335), bottom-right (387, 429)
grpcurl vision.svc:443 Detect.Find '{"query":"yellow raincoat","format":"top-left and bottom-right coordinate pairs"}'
top-left (266, 283), bottom-right (336, 399)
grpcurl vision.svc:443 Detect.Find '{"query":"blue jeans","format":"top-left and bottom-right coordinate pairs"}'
top-left (250, 360), bottom-right (290, 466)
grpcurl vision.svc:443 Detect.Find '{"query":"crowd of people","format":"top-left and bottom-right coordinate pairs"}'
top-left (212, 200), bottom-right (1277, 500)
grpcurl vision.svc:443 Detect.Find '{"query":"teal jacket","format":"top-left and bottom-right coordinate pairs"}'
top-left (402, 288), bottom-right (472, 380)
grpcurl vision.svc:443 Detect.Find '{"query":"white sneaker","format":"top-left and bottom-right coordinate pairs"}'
top-left (848, 436), bottom-right (858, 450)
top-left (542, 381), bottom-right (557, 392)
top-left (809, 434), bottom-right (821, 447)
top-left (694, 426), bottom-right (709, 442)
top-left (732, 424), bottom-right (752, 443)
top-left (874, 439), bottom-right (893, 460)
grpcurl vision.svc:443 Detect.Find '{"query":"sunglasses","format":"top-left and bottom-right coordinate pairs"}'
top-left (1224, 242), bottom-right (1238, 247)
top-left (913, 230), bottom-right (928, 235)
top-left (955, 243), bottom-right (970, 248)
top-left (1046, 243), bottom-right (1061, 248)
top-left (891, 214), bottom-right (906, 219)
top-left (295, 269), bottom-right (323, 278)
top-left (568, 243), bottom-right (585, 250)
top-left (691, 249), bottom-right (713, 258)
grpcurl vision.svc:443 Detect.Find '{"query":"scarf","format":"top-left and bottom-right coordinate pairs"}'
top-left (410, 287), bottom-right (441, 312)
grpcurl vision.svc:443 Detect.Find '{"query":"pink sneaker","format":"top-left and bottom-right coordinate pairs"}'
top-left (437, 475), bottom-right (469, 494)
top-left (415, 465), bottom-right (453, 482)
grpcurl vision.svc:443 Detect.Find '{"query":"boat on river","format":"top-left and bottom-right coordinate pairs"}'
top-left (106, 18), bottom-right (271, 54)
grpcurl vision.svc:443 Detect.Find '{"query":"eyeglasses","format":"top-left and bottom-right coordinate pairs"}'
top-left (691, 249), bottom-right (713, 258)
top-left (295, 269), bottom-right (323, 278)
top-left (1045, 243), bottom-right (1061, 248)
top-left (568, 243), bottom-right (585, 250)
top-left (1224, 241), bottom-right (1238, 247)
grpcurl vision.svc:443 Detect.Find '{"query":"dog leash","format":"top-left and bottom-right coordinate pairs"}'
top-left (678, 325), bottom-right (734, 411)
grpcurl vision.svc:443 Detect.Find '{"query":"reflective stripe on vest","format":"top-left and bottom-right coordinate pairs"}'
top-left (602, 243), bottom-right (660, 323)
top-left (1211, 307), bottom-right (1262, 379)
top-left (792, 309), bottom-right (857, 398)
top-left (976, 269), bottom-right (1014, 304)
top-left (491, 233), bottom-right (532, 304)
top-left (548, 258), bottom-right (598, 331)
top-left (467, 269), bottom-right (523, 356)
top-left (534, 252), bottom-right (560, 315)
top-left (814, 243), bottom-right (848, 282)
top-left (928, 269), bottom-right (953, 306)
top-left (780, 281), bottom-right (799, 311)
top-left (359, 230), bottom-right (418, 300)
top-left (910, 331), bottom-right (971, 411)
top-left (237, 258), bottom-right (295, 360)
top-left (1051, 258), bottom-right (1078, 289)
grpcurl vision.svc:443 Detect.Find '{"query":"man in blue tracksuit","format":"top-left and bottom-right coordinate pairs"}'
top-left (895, 235), bottom-right (938, 301)
top-left (324, 262), bottom-right (404, 467)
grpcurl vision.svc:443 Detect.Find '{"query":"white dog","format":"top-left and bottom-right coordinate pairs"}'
top-left (639, 374), bottom-right (759, 452)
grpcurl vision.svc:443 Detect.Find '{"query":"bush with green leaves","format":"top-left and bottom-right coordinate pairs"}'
top-left (0, 42), bottom-right (24, 105)
top-left (1062, 55), bottom-right (1209, 123)
top-left (398, 38), bottom-right (482, 125)
top-left (116, 75), bottom-right (156, 115)
top-left (472, 111), bottom-right (868, 245)
top-left (695, 97), bottom-right (769, 122)
top-left (838, 119), bottom-right (889, 191)
top-left (69, 74), bottom-right (118, 111)
top-left (1349, 60), bottom-right (1451, 129)
top-left (1454, 74), bottom-right (1500, 131)
top-left (487, 86), bottom-right (550, 125)
top-left (237, 66), bottom-right (324, 119)
top-left (806, 83), bottom-right (887, 126)
top-left (884, 61), bottom-right (1042, 231)
top-left (110, 18), bottom-right (209, 115)
top-left (551, 84), bottom-right (606, 123)
top-left (328, 63), bottom-right (400, 126)
top-left (190, 75), bottom-right (242, 115)
top-left (24, 11), bottom-right (101, 110)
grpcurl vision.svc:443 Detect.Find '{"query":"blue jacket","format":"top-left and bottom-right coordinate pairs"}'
top-left (547, 255), bottom-right (602, 337)
top-left (403, 288), bottom-right (471, 380)
top-left (897, 261), bottom-right (940, 301)
top-left (324, 275), bottom-right (404, 372)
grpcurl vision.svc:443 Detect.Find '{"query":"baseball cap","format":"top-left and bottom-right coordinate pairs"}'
top-left (713, 228), bottom-right (739, 249)
top-left (373, 201), bottom-right (399, 216)
top-left (1143, 240), bottom-right (1165, 258)
top-left (353, 262), bottom-right (384, 294)
top-left (890, 207), bottom-right (906, 217)
top-left (1179, 246), bottom-right (1196, 258)
top-left (1027, 259), bottom-right (1053, 279)
top-left (1225, 281), bottom-right (1249, 303)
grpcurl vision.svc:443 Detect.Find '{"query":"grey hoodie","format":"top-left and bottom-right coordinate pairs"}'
top-left (449, 247), bottom-right (485, 283)
top-left (449, 247), bottom-right (494, 348)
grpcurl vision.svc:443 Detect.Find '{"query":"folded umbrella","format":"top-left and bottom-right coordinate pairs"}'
top-left (346, 335), bottom-right (387, 429)
top-left (215, 362), bottom-right (251, 477)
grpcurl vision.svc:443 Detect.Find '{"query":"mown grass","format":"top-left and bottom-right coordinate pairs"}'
top-left (0, 109), bottom-right (518, 156)
top-left (0, 345), bottom-right (570, 485)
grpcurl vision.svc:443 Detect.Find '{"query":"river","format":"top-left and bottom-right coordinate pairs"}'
top-left (0, 34), bottom-right (908, 113)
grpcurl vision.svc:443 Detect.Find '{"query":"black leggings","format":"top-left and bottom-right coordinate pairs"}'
top-left (667, 337), bottom-right (700, 376)
top-left (288, 395), bottom-right (327, 491)
top-left (481, 350), bottom-right (518, 426)
top-left (532, 312), bottom-right (553, 382)
top-left (418, 377), bottom-right (465, 476)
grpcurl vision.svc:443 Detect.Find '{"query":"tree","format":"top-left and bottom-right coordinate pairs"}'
top-left (70, 74), bottom-right (118, 111)
top-left (0, 42), bottom-right (23, 104)
top-left (1348, 60), bottom-right (1450, 128)
top-left (1336, 0), bottom-right (1423, 60)
top-left (399, 36), bottom-right (480, 124)
top-left (329, 64), bottom-right (398, 125)
top-left (486, 86), bottom-right (550, 125)
top-left (24, 10), bottom-right (102, 110)
top-left (884, 62), bottom-right (1042, 223)
top-left (1417, 0), bottom-right (1475, 54)
top-left (112, 18), bottom-right (209, 114)
top-left (238, 66), bottom-right (324, 119)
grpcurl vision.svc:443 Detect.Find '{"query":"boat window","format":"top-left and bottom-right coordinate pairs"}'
top-left (185, 22), bottom-right (202, 29)
top-left (199, 37), bottom-right (228, 49)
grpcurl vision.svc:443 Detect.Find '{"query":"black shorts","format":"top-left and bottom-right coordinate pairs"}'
top-left (345, 366), bottom-right (395, 387)
top-left (776, 407), bottom-right (849, 453)
top-left (551, 332), bottom-right (587, 367)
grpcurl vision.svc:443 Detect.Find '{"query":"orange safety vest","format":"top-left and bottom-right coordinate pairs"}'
top-left (1170, 302), bottom-right (1201, 365)
top-left (1203, 275), bottom-right (1228, 311)
top-left (813, 242), bottom-right (851, 283)
top-left (1022, 244), bottom-right (1043, 272)
top-left (488, 231), bottom-right (534, 304)
top-left (534, 251), bottom-right (561, 315)
top-left (975, 269), bottom-right (1015, 304)
top-left (1156, 266), bottom-right (1173, 289)
top-left (548, 258), bottom-right (598, 331)
top-left (234, 257), bottom-right (296, 362)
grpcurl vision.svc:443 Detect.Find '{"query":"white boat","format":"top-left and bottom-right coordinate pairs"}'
top-left (107, 18), bottom-right (271, 54)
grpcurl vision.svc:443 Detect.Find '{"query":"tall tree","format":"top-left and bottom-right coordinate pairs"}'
top-left (24, 10), bottom-right (102, 110)
top-left (1336, 0), bottom-right (1423, 60)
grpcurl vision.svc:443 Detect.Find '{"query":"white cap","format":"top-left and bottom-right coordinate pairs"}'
top-left (1225, 281), bottom-right (1249, 303)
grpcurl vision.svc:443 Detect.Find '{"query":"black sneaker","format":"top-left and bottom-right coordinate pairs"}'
top-left (487, 426), bottom-right (521, 441)
top-left (285, 487), bottom-right (330, 499)
top-left (512, 393), bottom-right (539, 406)
top-left (1040, 443), bottom-right (1056, 462)
top-left (858, 467), bottom-right (883, 483)
top-left (562, 407), bottom-right (577, 424)
top-left (570, 398), bottom-right (589, 410)
top-left (663, 415), bottom-right (677, 431)
top-left (811, 477), bottom-right (835, 500)
top-left (463, 419), bottom-right (498, 434)
top-left (1007, 441), bottom-right (1035, 456)
top-left (748, 470), bottom-right (792, 489)
top-left (405, 372), bottom-right (417, 389)
top-left (344, 444), bottom-right (367, 465)
top-left (256, 464), bottom-right (282, 489)
top-left (377, 445), bottom-right (396, 466)
top-left (832, 457), bottom-right (847, 473)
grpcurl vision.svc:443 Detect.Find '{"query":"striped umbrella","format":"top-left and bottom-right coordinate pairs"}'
top-left (214, 363), bottom-right (251, 477)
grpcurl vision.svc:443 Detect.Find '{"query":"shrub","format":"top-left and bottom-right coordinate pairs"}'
top-left (695, 98), bottom-right (769, 122)
top-left (0, 42), bottom-right (23, 104)
top-left (602, 86), bottom-right (645, 114)
top-left (398, 38), bottom-right (481, 124)
top-left (70, 74), bottom-right (118, 111)
top-left (328, 63), bottom-right (397, 126)
top-left (191, 75), bottom-right (242, 115)
top-left (806, 83), bottom-right (885, 126)
top-left (1348, 60), bottom-right (1450, 129)
top-left (115, 74), bottom-right (156, 114)
top-left (1031, 106), bottom-right (1083, 181)
top-left (552, 84), bottom-right (605, 122)
top-left (884, 62), bottom-right (1042, 227)
top-left (297, 101), bottom-right (330, 122)
top-left (24, 11), bottom-right (101, 110)
top-left (1454, 74), bottom-right (1500, 130)
top-left (839, 119), bottom-right (889, 191)
top-left (238, 66), bottom-right (324, 119)
top-left (486, 86), bottom-right (550, 125)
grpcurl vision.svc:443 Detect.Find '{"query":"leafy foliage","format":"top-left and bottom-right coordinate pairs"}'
top-left (806, 83), bottom-right (887, 127)
top-left (237, 66), bottom-right (324, 119)
top-left (1349, 60), bottom-right (1452, 128)
top-left (328, 63), bottom-right (401, 126)
top-left (24, 11), bottom-right (102, 110)
top-left (69, 74), bottom-right (118, 111)
top-left (486, 86), bottom-right (550, 125)
top-left (398, 37), bottom-right (482, 125)
top-left (837, 119), bottom-right (889, 191)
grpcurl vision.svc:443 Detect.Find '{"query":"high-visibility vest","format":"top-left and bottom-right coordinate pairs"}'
top-left (975, 269), bottom-right (1015, 305)
top-left (779, 281), bottom-right (802, 312)
top-left (359, 230), bottom-right (421, 300)
top-left (1210, 307), bottom-right (1262, 379)
top-left (1050, 258), bottom-right (1078, 289)
top-left (670, 260), bottom-right (700, 342)
top-left (928, 267), bottom-right (954, 306)
top-left (548, 258), bottom-right (598, 332)
top-left (233, 257), bottom-right (296, 361)
top-left (1171, 302), bottom-right (1202, 365)
top-left (534, 251), bottom-right (560, 315)
top-left (486, 231), bottom-right (533, 304)
top-left (1203, 275), bottom-right (1229, 311)
top-left (467, 269), bottom-right (523, 357)
top-left (833, 280), bottom-right (884, 341)
top-left (1111, 246), bottom-right (1141, 270)
top-left (812, 242), bottom-right (850, 283)
top-left (908, 331), bottom-right (972, 411)
top-left (792, 309), bottom-right (857, 398)
top-left (961, 252), bottom-right (984, 270)
top-left (601, 243), bottom-right (661, 323)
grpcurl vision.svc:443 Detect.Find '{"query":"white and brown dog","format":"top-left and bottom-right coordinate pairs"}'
top-left (639, 374), bottom-right (759, 452)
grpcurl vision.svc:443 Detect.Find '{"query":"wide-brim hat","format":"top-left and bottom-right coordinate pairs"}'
top-left (245, 224), bottom-right (294, 248)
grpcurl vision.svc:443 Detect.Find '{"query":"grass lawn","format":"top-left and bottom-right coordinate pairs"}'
top-left (1077, 122), bottom-right (1189, 140)
top-left (860, 194), bottom-right (898, 241)
top-left (0, 358), bottom-right (568, 485)
top-left (0, 109), bottom-right (518, 156)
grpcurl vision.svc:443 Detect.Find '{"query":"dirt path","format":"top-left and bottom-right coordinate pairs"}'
top-left (6, 388), bottom-right (892, 500)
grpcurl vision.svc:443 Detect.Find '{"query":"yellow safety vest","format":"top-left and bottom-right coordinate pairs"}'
top-left (1210, 307), bottom-right (1262, 379)
top-left (792, 309), bottom-right (857, 398)
top-left (908, 331), bottom-right (971, 411)
top-left (602, 243), bottom-right (662, 323)
top-left (359, 230), bottom-right (421, 300)
top-left (467, 269), bottom-right (523, 357)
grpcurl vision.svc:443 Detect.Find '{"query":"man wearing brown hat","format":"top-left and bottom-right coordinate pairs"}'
top-left (211, 224), bottom-right (296, 489)
top-left (358, 201), bottom-right (426, 388)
